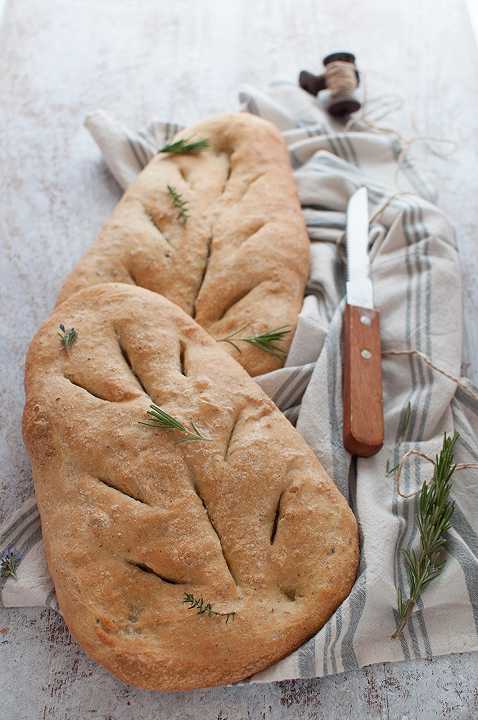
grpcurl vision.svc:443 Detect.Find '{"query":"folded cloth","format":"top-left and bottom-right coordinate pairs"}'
top-left (2, 83), bottom-right (478, 684)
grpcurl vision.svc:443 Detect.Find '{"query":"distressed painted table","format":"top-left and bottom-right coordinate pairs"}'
top-left (1, 0), bottom-right (478, 718)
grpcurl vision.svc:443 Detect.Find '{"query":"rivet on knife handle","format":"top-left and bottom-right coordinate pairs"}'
top-left (343, 304), bottom-right (384, 456)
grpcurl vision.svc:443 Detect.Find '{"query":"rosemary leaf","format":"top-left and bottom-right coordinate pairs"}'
top-left (159, 137), bottom-right (209, 155)
top-left (139, 404), bottom-right (210, 443)
top-left (167, 184), bottom-right (189, 225)
top-left (386, 460), bottom-right (400, 477)
top-left (219, 325), bottom-right (291, 358)
top-left (399, 402), bottom-right (412, 440)
top-left (386, 402), bottom-right (412, 476)
top-left (57, 323), bottom-right (78, 350)
top-left (0, 546), bottom-right (20, 579)
top-left (392, 432), bottom-right (458, 639)
top-left (183, 592), bottom-right (235, 623)
top-left (217, 325), bottom-right (248, 353)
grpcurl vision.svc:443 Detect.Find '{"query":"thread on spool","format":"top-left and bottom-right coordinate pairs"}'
top-left (324, 60), bottom-right (358, 96)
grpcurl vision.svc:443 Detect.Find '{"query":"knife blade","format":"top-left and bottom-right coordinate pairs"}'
top-left (343, 187), bottom-right (384, 457)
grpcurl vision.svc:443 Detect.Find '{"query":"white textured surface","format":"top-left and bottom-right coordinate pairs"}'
top-left (1, 0), bottom-right (478, 717)
top-left (466, 0), bottom-right (478, 47)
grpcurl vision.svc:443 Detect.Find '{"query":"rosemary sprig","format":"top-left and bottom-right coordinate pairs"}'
top-left (392, 432), bottom-right (458, 639)
top-left (167, 184), bottom-right (189, 225)
top-left (139, 403), bottom-right (211, 444)
top-left (0, 546), bottom-right (20, 579)
top-left (183, 592), bottom-right (235, 623)
top-left (159, 137), bottom-right (209, 155)
top-left (57, 323), bottom-right (78, 350)
top-left (219, 325), bottom-right (291, 358)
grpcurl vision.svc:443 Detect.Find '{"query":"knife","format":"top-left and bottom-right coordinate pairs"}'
top-left (343, 187), bottom-right (384, 457)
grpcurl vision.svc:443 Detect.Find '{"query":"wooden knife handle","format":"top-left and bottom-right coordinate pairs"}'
top-left (343, 304), bottom-right (384, 457)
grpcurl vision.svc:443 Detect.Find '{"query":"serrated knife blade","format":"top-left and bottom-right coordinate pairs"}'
top-left (346, 187), bottom-right (374, 309)
top-left (342, 187), bottom-right (384, 457)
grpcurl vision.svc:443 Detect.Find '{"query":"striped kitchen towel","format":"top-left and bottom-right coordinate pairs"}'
top-left (2, 82), bottom-right (478, 683)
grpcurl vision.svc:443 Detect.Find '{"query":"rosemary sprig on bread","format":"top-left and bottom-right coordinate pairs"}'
top-left (392, 432), bottom-right (458, 638)
top-left (57, 323), bottom-right (78, 350)
top-left (220, 325), bottom-right (291, 358)
top-left (167, 185), bottom-right (189, 224)
top-left (183, 592), bottom-right (235, 623)
top-left (159, 137), bottom-right (209, 155)
top-left (140, 403), bottom-right (210, 443)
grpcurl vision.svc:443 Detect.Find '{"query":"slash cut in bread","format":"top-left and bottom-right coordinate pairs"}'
top-left (56, 113), bottom-right (310, 376)
top-left (23, 283), bottom-right (359, 691)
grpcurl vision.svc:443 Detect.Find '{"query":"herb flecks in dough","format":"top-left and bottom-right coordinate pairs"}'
top-left (392, 432), bottom-right (458, 639)
top-left (0, 546), bottom-right (20, 579)
top-left (220, 326), bottom-right (291, 358)
top-left (167, 185), bottom-right (189, 225)
top-left (183, 592), bottom-right (235, 623)
top-left (57, 324), bottom-right (78, 350)
top-left (159, 137), bottom-right (209, 155)
top-left (140, 404), bottom-right (211, 444)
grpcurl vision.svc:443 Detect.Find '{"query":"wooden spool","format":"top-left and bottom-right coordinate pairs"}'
top-left (299, 52), bottom-right (361, 118)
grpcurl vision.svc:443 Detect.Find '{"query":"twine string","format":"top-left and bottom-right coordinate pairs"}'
top-left (368, 192), bottom-right (416, 225)
top-left (392, 448), bottom-right (478, 500)
top-left (382, 349), bottom-right (478, 402)
top-left (342, 69), bottom-right (457, 191)
top-left (384, 348), bottom-right (478, 497)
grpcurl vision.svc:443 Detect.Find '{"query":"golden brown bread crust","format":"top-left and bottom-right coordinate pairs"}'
top-left (23, 283), bottom-right (358, 691)
top-left (57, 113), bottom-right (310, 376)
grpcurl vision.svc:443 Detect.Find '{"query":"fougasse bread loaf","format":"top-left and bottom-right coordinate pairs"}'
top-left (23, 283), bottom-right (358, 691)
top-left (56, 113), bottom-right (310, 376)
